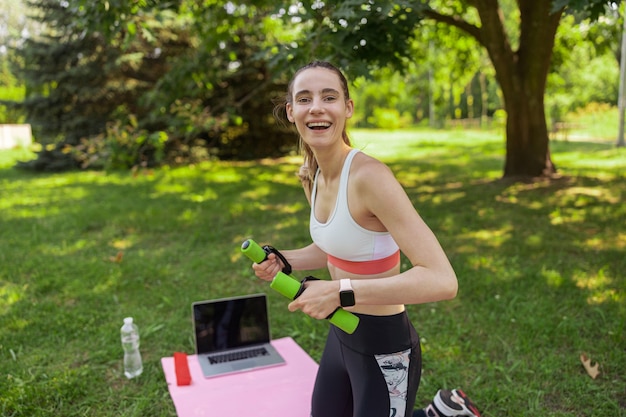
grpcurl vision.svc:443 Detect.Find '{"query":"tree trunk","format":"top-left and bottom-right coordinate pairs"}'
top-left (476, 1), bottom-right (562, 178)
top-left (508, 2), bottom-right (562, 177)
top-left (479, 72), bottom-right (488, 126)
top-left (426, 1), bottom-right (564, 178)
top-left (502, 78), bottom-right (555, 177)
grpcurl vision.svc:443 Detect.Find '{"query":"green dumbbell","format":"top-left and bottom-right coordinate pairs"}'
top-left (241, 239), bottom-right (359, 334)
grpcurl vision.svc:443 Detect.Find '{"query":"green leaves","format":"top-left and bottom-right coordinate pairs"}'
top-left (274, 1), bottom-right (426, 79)
top-left (553, 0), bottom-right (617, 20)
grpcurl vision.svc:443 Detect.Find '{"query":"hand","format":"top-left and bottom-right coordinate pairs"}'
top-left (288, 279), bottom-right (340, 320)
top-left (251, 252), bottom-right (283, 282)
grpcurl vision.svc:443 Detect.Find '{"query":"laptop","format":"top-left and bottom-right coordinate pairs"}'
top-left (192, 293), bottom-right (285, 378)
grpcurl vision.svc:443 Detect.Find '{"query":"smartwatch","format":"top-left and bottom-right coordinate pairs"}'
top-left (339, 279), bottom-right (355, 307)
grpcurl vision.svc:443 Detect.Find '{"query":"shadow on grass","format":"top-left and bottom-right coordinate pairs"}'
top-left (0, 137), bottom-right (624, 416)
top-left (0, 140), bottom-right (623, 337)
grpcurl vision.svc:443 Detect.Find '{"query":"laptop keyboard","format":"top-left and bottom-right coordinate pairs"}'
top-left (208, 347), bottom-right (269, 364)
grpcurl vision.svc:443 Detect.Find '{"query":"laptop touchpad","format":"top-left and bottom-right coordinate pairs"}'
top-left (232, 361), bottom-right (255, 371)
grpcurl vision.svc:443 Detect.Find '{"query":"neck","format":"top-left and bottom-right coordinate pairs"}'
top-left (314, 143), bottom-right (352, 181)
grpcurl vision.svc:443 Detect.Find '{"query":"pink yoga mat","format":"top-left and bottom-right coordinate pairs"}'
top-left (161, 337), bottom-right (318, 416)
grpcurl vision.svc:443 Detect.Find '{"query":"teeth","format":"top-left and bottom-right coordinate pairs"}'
top-left (307, 122), bottom-right (331, 128)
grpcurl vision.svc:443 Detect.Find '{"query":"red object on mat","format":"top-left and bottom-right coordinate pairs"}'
top-left (173, 352), bottom-right (192, 386)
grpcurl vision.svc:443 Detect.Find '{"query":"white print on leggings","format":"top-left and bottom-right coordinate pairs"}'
top-left (375, 349), bottom-right (411, 417)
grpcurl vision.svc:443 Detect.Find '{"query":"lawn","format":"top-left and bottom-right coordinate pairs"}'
top-left (0, 129), bottom-right (624, 416)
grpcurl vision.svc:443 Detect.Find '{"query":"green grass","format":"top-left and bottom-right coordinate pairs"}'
top-left (1, 129), bottom-right (625, 417)
top-left (564, 104), bottom-right (621, 141)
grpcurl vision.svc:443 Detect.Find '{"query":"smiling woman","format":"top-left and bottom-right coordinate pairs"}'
top-left (248, 61), bottom-right (481, 417)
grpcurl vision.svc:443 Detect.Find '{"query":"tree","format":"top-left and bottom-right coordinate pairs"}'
top-left (546, 11), bottom-right (621, 126)
top-left (280, 0), bottom-right (619, 178)
top-left (411, 20), bottom-right (493, 125)
top-left (14, 0), bottom-right (195, 170)
top-left (423, 1), bottom-right (567, 177)
top-left (15, 0), bottom-right (297, 170)
top-left (16, 0), bottom-right (619, 174)
top-left (444, 1), bottom-right (562, 177)
top-left (20, 1), bottom-right (119, 145)
top-left (147, 1), bottom-right (297, 160)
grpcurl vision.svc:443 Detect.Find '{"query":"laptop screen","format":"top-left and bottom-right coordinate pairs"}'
top-left (193, 294), bottom-right (271, 354)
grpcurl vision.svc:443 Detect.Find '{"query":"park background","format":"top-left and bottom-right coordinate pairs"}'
top-left (1, 1), bottom-right (625, 416)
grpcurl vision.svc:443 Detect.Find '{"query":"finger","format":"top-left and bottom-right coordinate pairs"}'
top-left (287, 300), bottom-right (299, 312)
top-left (252, 258), bottom-right (275, 273)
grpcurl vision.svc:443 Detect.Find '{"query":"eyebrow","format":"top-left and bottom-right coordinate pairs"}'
top-left (294, 88), bottom-right (341, 97)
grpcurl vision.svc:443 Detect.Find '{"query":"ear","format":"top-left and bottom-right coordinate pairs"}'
top-left (286, 103), bottom-right (295, 123)
top-left (345, 99), bottom-right (354, 119)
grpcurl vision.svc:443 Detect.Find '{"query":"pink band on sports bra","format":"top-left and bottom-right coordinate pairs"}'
top-left (327, 251), bottom-right (400, 275)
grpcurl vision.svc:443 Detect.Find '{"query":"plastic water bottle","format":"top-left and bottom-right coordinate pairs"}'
top-left (120, 317), bottom-right (143, 379)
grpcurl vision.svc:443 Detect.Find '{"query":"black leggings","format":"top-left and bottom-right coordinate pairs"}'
top-left (311, 311), bottom-right (422, 417)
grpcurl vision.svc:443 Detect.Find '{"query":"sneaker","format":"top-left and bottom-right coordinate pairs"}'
top-left (432, 389), bottom-right (481, 417)
top-left (423, 404), bottom-right (440, 417)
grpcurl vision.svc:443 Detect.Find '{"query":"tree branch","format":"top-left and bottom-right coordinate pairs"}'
top-left (421, 9), bottom-right (483, 45)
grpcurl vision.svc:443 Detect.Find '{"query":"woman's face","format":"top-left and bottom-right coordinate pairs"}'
top-left (286, 67), bottom-right (353, 149)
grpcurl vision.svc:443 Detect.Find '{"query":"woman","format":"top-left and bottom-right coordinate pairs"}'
top-left (252, 61), bottom-right (480, 417)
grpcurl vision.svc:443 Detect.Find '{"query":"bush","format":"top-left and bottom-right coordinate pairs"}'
top-left (367, 108), bottom-right (413, 129)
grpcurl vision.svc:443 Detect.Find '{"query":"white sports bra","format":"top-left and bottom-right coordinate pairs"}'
top-left (309, 149), bottom-right (400, 272)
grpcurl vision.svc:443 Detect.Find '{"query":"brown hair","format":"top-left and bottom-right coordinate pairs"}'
top-left (274, 61), bottom-right (352, 191)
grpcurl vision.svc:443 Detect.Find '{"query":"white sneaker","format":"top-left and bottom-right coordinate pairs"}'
top-left (432, 389), bottom-right (481, 417)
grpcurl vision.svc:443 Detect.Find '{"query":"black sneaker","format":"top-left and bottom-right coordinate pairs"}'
top-left (432, 389), bottom-right (481, 417)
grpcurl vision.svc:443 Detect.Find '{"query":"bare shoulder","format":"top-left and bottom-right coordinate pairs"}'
top-left (348, 150), bottom-right (416, 230)
top-left (351, 151), bottom-right (397, 188)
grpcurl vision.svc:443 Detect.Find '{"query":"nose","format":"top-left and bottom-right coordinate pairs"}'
top-left (309, 97), bottom-right (324, 114)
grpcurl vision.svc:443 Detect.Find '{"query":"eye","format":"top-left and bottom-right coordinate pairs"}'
top-left (296, 97), bottom-right (311, 104)
top-left (323, 95), bottom-right (338, 102)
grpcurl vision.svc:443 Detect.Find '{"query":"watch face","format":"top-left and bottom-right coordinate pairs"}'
top-left (340, 291), bottom-right (355, 307)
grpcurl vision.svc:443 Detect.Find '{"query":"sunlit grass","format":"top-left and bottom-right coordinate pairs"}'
top-left (566, 104), bottom-right (620, 141)
top-left (0, 130), bottom-right (625, 417)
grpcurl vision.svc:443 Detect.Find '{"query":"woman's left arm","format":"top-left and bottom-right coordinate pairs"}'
top-left (350, 159), bottom-right (458, 306)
